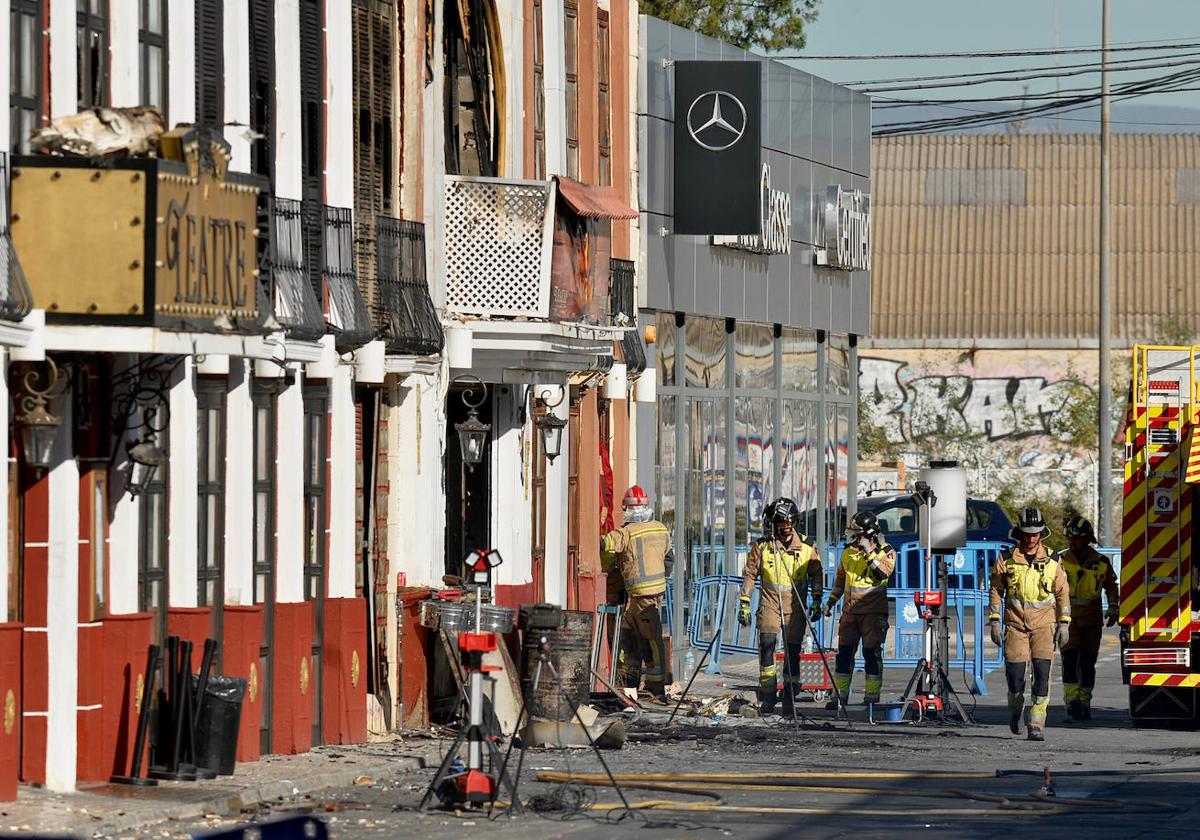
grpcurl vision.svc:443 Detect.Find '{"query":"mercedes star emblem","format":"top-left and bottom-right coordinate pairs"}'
top-left (686, 90), bottom-right (748, 152)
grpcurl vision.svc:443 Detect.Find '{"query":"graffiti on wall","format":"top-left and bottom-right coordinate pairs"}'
top-left (860, 356), bottom-right (1090, 445)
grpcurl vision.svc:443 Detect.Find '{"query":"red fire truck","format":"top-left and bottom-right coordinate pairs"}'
top-left (1121, 345), bottom-right (1200, 726)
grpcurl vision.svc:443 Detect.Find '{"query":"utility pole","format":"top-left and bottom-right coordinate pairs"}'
top-left (1098, 0), bottom-right (1113, 545)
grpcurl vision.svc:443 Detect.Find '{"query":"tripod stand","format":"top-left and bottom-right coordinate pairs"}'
top-left (491, 634), bottom-right (630, 817)
top-left (896, 551), bottom-right (974, 725)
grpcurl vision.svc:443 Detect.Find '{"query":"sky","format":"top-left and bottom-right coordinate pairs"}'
top-left (781, 0), bottom-right (1200, 131)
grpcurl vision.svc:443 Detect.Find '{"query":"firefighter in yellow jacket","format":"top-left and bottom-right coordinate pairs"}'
top-left (1058, 516), bottom-right (1118, 722)
top-left (738, 497), bottom-right (822, 714)
top-left (601, 485), bottom-right (673, 697)
top-left (822, 511), bottom-right (896, 707)
top-left (988, 507), bottom-right (1071, 742)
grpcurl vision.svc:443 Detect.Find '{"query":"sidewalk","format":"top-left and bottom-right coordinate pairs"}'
top-left (0, 739), bottom-right (434, 839)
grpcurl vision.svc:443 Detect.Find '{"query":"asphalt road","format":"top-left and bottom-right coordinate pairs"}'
top-left (181, 628), bottom-right (1200, 839)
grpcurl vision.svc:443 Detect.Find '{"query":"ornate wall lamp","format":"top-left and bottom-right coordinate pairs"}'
top-left (533, 387), bottom-right (568, 463)
top-left (13, 358), bottom-right (64, 471)
top-left (110, 356), bottom-right (178, 495)
top-left (452, 375), bottom-right (490, 468)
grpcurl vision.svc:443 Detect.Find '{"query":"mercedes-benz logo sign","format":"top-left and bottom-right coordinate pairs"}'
top-left (686, 90), bottom-right (748, 152)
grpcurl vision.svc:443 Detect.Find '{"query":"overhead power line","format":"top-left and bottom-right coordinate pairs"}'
top-left (855, 54), bottom-right (1200, 94)
top-left (774, 39), bottom-right (1200, 61)
top-left (840, 49), bottom-right (1200, 88)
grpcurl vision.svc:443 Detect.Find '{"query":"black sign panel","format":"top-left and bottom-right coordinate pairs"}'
top-left (673, 61), bottom-right (762, 235)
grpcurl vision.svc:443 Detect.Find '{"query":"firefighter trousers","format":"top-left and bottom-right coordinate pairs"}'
top-left (758, 632), bottom-right (802, 701)
top-left (1061, 623), bottom-right (1103, 703)
top-left (618, 594), bottom-right (667, 695)
top-left (1006, 658), bottom-right (1052, 731)
top-left (834, 612), bottom-right (888, 701)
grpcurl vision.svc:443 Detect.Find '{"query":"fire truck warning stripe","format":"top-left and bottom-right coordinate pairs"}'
top-left (1130, 673), bottom-right (1200, 688)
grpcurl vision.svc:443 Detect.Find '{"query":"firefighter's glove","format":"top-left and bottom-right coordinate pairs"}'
top-left (1056, 621), bottom-right (1071, 649)
top-left (809, 600), bottom-right (823, 623)
top-left (1105, 605), bottom-right (1119, 627)
top-left (988, 620), bottom-right (1003, 648)
top-left (737, 595), bottom-right (752, 627)
top-left (822, 599), bottom-right (835, 618)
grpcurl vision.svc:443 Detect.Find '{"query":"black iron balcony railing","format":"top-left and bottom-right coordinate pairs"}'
top-left (609, 258), bottom-right (645, 374)
top-left (268, 197), bottom-right (326, 341)
top-left (0, 153), bottom-right (33, 322)
top-left (320, 205), bottom-right (375, 352)
top-left (375, 218), bottom-right (443, 356)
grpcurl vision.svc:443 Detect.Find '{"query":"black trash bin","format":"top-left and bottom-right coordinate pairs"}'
top-left (193, 675), bottom-right (247, 776)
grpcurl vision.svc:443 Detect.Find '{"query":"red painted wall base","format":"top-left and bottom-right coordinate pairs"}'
top-left (0, 623), bottom-right (22, 801)
top-left (272, 602), bottom-right (314, 755)
top-left (322, 598), bottom-right (367, 745)
top-left (223, 605), bottom-right (264, 763)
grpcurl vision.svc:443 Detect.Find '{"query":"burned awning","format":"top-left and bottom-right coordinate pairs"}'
top-left (554, 176), bottom-right (638, 220)
top-left (373, 217), bottom-right (444, 356)
top-left (266, 197), bottom-right (326, 342)
top-left (0, 153), bottom-right (32, 323)
top-left (318, 205), bottom-right (375, 353)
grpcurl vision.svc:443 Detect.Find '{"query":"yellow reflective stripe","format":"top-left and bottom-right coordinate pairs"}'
top-left (1010, 597), bottom-right (1055, 609)
top-left (849, 584), bottom-right (886, 593)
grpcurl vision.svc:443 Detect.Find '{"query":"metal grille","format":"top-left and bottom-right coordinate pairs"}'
top-left (610, 258), bottom-right (645, 374)
top-left (0, 153), bottom-right (32, 322)
top-left (376, 217), bottom-right (444, 356)
top-left (322, 205), bottom-right (375, 351)
top-left (443, 176), bottom-right (553, 317)
top-left (270, 197), bottom-right (325, 341)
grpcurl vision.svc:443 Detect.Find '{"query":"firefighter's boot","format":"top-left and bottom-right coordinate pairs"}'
top-left (781, 690), bottom-right (795, 716)
top-left (759, 687), bottom-right (778, 715)
top-left (1080, 698), bottom-right (1092, 721)
top-left (1007, 692), bottom-right (1025, 735)
top-left (1066, 699), bottom-right (1083, 722)
top-left (827, 672), bottom-right (852, 710)
top-left (863, 674), bottom-right (883, 705)
top-left (1027, 695), bottom-right (1049, 741)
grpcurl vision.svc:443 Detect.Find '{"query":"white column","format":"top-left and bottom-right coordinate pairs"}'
top-left (109, 0), bottom-right (140, 106)
top-left (168, 0), bottom-right (196, 124)
top-left (497, 1), bottom-right (522, 177)
top-left (224, 360), bottom-right (254, 605)
top-left (391, 374), bottom-right (445, 588)
top-left (543, 386), bottom-right (569, 607)
top-left (224, 0), bottom-right (252, 171)
top-left (327, 364), bottom-right (356, 599)
top-left (48, 0), bottom-right (77, 119)
top-left (274, 0), bottom-right (302, 201)
top-left (275, 364), bottom-right (305, 602)
top-left (541, 0), bottom-right (566, 176)
top-left (46, 392), bottom-right (79, 792)
top-left (169, 358), bottom-right (198, 607)
top-left (324, 0), bottom-right (353, 206)
top-left (489, 387), bottom-right (532, 588)
top-left (108, 467), bottom-right (141, 615)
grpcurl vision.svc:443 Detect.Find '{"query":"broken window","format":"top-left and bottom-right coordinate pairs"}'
top-left (444, 0), bottom-right (501, 176)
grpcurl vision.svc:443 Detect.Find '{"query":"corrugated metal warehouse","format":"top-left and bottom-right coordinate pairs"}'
top-left (870, 133), bottom-right (1200, 346)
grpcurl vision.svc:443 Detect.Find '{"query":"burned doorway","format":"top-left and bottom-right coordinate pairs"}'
top-left (444, 382), bottom-right (492, 581)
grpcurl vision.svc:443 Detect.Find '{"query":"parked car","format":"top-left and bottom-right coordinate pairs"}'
top-left (802, 495), bottom-right (1014, 546)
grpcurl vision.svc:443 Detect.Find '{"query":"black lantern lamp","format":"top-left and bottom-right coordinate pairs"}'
top-left (534, 387), bottom-right (567, 463)
top-left (14, 359), bottom-right (63, 471)
top-left (452, 375), bottom-right (490, 468)
top-left (126, 437), bottom-right (168, 495)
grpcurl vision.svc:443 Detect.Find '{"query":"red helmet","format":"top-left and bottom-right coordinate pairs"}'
top-left (622, 485), bottom-right (650, 509)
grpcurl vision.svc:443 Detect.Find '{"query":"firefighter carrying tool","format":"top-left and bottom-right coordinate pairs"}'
top-left (1058, 516), bottom-right (1118, 722)
top-left (823, 511), bottom-right (896, 707)
top-left (739, 497), bottom-right (822, 715)
top-left (601, 485), bottom-right (673, 698)
top-left (988, 507), bottom-right (1071, 742)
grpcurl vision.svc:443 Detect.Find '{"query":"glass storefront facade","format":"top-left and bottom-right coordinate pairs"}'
top-left (648, 311), bottom-right (857, 636)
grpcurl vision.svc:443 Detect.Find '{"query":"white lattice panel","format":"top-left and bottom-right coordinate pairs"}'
top-left (444, 176), bottom-right (554, 317)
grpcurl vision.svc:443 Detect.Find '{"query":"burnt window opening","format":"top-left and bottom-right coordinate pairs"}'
top-left (11, 0), bottom-right (43, 153)
top-left (248, 0), bottom-right (275, 179)
top-left (597, 9), bottom-right (610, 186)
top-left (443, 0), bottom-right (500, 177)
top-left (532, 0), bottom-right (545, 179)
top-left (195, 0), bottom-right (223, 127)
top-left (563, 0), bottom-right (578, 179)
top-left (77, 0), bottom-right (110, 110)
top-left (139, 0), bottom-right (169, 115)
